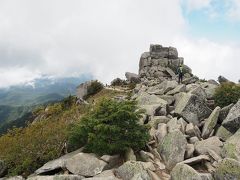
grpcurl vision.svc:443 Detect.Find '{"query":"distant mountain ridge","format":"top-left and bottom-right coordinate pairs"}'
top-left (0, 75), bottom-right (92, 134)
top-left (0, 75), bottom-right (91, 106)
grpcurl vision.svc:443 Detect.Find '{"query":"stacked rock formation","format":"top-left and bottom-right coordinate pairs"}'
top-left (139, 44), bottom-right (192, 83)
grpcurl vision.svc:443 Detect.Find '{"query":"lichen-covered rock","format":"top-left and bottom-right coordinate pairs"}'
top-left (65, 153), bottom-right (107, 177)
top-left (199, 173), bottom-right (214, 180)
top-left (175, 93), bottom-right (212, 125)
top-left (35, 149), bottom-right (83, 175)
top-left (222, 128), bottom-right (240, 161)
top-left (214, 158), bottom-right (240, 180)
top-left (136, 92), bottom-right (168, 116)
top-left (158, 130), bottom-right (187, 170)
top-left (218, 104), bottom-right (234, 124)
top-left (195, 136), bottom-right (223, 156)
top-left (170, 163), bottom-right (202, 180)
top-left (115, 161), bottom-right (151, 180)
top-left (125, 148), bottom-right (136, 161)
top-left (222, 99), bottom-right (240, 134)
top-left (215, 126), bottom-right (233, 141)
top-left (202, 106), bottom-right (221, 139)
top-left (166, 84), bottom-right (186, 95)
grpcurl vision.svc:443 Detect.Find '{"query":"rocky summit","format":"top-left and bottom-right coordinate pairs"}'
top-left (2, 44), bottom-right (240, 180)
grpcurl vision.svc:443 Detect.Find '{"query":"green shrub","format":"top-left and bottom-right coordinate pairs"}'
top-left (84, 80), bottom-right (104, 99)
top-left (214, 82), bottom-right (240, 107)
top-left (68, 98), bottom-right (150, 155)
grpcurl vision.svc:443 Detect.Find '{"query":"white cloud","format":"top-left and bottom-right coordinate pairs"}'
top-left (226, 0), bottom-right (240, 21)
top-left (175, 37), bottom-right (240, 82)
top-left (183, 0), bottom-right (212, 12)
top-left (0, 0), bottom-right (239, 87)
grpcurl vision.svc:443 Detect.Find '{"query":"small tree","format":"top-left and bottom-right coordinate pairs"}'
top-left (214, 82), bottom-right (240, 107)
top-left (68, 98), bottom-right (149, 155)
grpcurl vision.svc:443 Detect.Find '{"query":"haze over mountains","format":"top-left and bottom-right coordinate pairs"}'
top-left (0, 75), bottom-right (91, 134)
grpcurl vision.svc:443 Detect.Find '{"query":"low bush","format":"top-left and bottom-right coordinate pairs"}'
top-left (214, 82), bottom-right (240, 107)
top-left (68, 98), bottom-right (150, 155)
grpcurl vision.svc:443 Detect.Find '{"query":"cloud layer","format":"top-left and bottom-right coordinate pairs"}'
top-left (0, 0), bottom-right (239, 87)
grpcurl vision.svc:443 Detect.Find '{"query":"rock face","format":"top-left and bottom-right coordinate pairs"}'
top-left (125, 72), bottom-right (140, 83)
top-left (158, 130), bottom-right (187, 170)
top-left (170, 163), bottom-right (202, 180)
top-left (222, 99), bottom-right (240, 134)
top-left (214, 158), bottom-right (240, 180)
top-left (76, 81), bottom-right (92, 99)
top-left (175, 93), bottom-right (212, 125)
top-left (139, 45), bottom-right (192, 82)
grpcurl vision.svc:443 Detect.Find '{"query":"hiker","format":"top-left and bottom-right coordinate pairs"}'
top-left (177, 64), bottom-right (184, 84)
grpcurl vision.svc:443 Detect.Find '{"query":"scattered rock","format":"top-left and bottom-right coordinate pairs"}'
top-left (125, 148), bottom-right (136, 161)
top-left (215, 126), bottom-right (233, 141)
top-left (158, 130), bottom-right (187, 170)
top-left (100, 155), bottom-right (121, 170)
top-left (85, 170), bottom-right (119, 180)
top-left (35, 149), bottom-right (83, 175)
top-left (189, 136), bottom-right (200, 144)
top-left (185, 144), bottom-right (195, 159)
top-left (65, 153), bottom-right (107, 177)
top-left (185, 123), bottom-right (201, 139)
top-left (199, 173), bottom-right (214, 180)
top-left (222, 128), bottom-right (240, 161)
top-left (170, 163), bottom-right (202, 180)
top-left (158, 95), bottom-right (175, 105)
top-left (189, 86), bottom-right (207, 101)
top-left (195, 136), bottom-right (223, 156)
top-left (152, 116), bottom-right (170, 124)
top-left (136, 92), bottom-right (168, 116)
top-left (222, 99), bottom-right (240, 134)
top-left (167, 118), bottom-right (182, 133)
top-left (27, 175), bottom-right (84, 180)
top-left (125, 72), bottom-right (140, 83)
top-left (139, 150), bottom-right (154, 162)
top-left (115, 161), bottom-right (151, 180)
top-left (202, 106), bottom-right (221, 139)
top-left (175, 93), bottom-right (212, 125)
top-left (182, 76), bottom-right (199, 85)
top-left (155, 123), bottom-right (167, 145)
top-left (181, 155), bottom-right (210, 165)
top-left (218, 103), bottom-right (234, 124)
top-left (166, 84), bottom-right (186, 95)
top-left (214, 158), bottom-right (240, 180)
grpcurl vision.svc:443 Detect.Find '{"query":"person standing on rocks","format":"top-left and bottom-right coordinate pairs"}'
top-left (177, 64), bottom-right (184, 84)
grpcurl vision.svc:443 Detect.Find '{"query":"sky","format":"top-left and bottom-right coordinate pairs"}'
top-left (0, 0), bottom-right (239, 88)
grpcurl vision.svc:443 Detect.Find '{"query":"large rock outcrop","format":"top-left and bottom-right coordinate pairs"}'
top-left (139, 44), bottom-right (192, 82)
